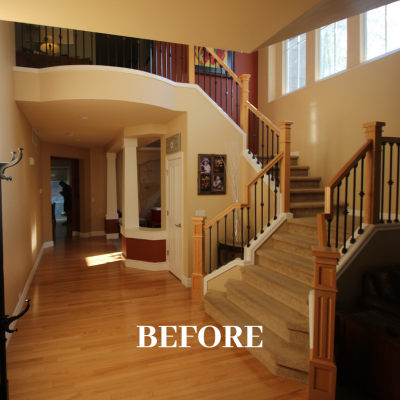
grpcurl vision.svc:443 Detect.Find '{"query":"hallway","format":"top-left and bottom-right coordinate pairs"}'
top-left (6, 224), bottom-right (308, 400)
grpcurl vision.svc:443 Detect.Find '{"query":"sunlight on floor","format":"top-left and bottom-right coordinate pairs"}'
top-left (85, 252), bottom-right (123, 267)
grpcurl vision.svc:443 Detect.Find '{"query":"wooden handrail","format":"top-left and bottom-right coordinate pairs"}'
top-left (203, 152), bottom-right (284, 230)
top-left (205, 47), bottom-right (243, 88)
top-left (245, 101), bottom-right (281, 134)
top-left (382, 136), bottom-right (400, 143)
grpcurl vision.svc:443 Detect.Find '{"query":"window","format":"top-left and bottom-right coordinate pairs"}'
top-left (320, 19), bottom-right (347, 78)
top-left (286, 34), bottom-right (306, 93)
top-left (366, 1), bottom-right (400, 60)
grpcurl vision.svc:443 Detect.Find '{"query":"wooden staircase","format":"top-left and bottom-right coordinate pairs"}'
top-left (204, 154), bottom-right (327, 385)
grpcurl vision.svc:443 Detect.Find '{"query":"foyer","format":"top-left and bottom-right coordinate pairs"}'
top-left (6, 227), bottom-right (308, 400)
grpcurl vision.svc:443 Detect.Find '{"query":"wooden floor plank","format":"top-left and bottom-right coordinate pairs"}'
top-left (7, 223), bottom-right (308, 399)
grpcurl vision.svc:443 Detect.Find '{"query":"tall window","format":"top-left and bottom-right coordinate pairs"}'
top-left (286, 34), bottom-right (306, 93)
top-left (320, 19), bottom-right (347, 78)
top-left (366, 1), bottom-right (400, 60)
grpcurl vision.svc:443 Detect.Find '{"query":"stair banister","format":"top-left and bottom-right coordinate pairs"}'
top-left (279, 121), bottom-right (293, 213)
top-left (192, 216), bottom-right (207, 301)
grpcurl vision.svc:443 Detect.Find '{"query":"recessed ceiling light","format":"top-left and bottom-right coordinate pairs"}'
top-left (67, 132), bottom-right (74, 136)
top-left (79, 116), bottom-right (89, 120)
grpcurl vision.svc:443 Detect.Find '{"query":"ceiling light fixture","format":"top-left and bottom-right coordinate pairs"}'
top-left (79, 116), bottom-right (89, 120)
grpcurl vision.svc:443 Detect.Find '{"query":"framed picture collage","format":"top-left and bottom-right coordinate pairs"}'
top-left (198, 154), bottom-right (226, 195)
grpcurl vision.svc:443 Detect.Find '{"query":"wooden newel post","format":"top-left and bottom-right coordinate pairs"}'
top-left (309, 246), bottom-right (340, 400)
top-left (239, 74), bottom-right (251, 138)
top-left (363, 121), bottom-right (385, 225)
top-left (187, 45), bottom-right (195, 84)
top-left (191, 216), bottom-right (206, 301)
top-left (279, 121), bottom-right (293, 213)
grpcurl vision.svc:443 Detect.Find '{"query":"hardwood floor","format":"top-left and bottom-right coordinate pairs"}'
top-left (7, 223), bottom-right (308, 399)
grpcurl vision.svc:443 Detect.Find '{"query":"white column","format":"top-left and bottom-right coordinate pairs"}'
top-left (122, 138), bottom-right (139, 231)
top-left (106, 153), bottom-right (118, 220)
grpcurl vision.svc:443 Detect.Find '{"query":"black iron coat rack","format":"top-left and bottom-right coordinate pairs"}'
top-left (0, 149), bottom-right (30, 400)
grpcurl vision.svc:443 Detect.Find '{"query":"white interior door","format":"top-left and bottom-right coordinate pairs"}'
top-left (167, 155), bottom-right (183, 280)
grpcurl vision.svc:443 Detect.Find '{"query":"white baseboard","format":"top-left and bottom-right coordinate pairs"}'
top-left (6, 240), bottom-right (51, 346)
top-left (181, 275), bottom-right (192, 288)
top-left (123, 258), bottom-right (168, 271)
top-left (72, 231), bottom-right (106, 238)
top-left (106, 233), bottom-right (119, 240)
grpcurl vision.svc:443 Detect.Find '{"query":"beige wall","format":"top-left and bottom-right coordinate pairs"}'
top-left (116, 150), bottom-right (123, 213)
top-left (90, 148), bottom-right (107, 232)
top-left (0, 21), bottom-right (44, 315)
top-left (259, 17), bottom-right (400, 188)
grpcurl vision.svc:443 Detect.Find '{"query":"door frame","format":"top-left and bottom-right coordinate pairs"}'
top-left (165, 152), bottom-right (184, 281)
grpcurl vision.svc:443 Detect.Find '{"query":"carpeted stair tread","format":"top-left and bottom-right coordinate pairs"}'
top-left (225, 279), bottom-right (309, 333)
top-left (287, 217), bottom-right (318, 227)
top-left (290, 176), bottom-right (321, 182)
top-left (204, 290), bottom-right (310, 377)
top-left (257, 248), bottom-right (314, 276)
top-left (273, 232), bottom-right (319, 249)
top-left (241, 265), bottom-right (312, 304)
top-left (290, 189), bottom-right (325, 194)
top-left (290, 201), bottom-right (326, 209)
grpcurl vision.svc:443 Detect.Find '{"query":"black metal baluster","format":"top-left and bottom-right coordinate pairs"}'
top-left (208, 51), bottom-right (211, 97)
top-left (266, 126), bottom-right (269, 164)
top-left (160, 43), bottom-right (163, 77)
top-left (261, 174), bottom-right (264, 233)
top-left (224, 214), bottom-right (227, 265)
top-left (256, 117), bottom-right (260, 164)
top-left (169, 43), bottom-right (172, 80)
top-left (232, 209), bottom-right (235, 260)
top-left (261, 122), bottom-right (265, 168)
top-left (254, 182), bottom-right (258, 240)
top-left (274, 168), bottom-right (278, 220)
top-left (252, 113), bottom-right (256, 159)
top-left (144, 40), bottom-right (147, 72)
top-left (137, 39), bottom-right (140, 70)
top-left (217, 220), bottom-right (219, 268)
top-left (90, 32), bottom-right (93, 65)
top-left (115, 36), bottom-right (118, 66)
top-left (350, 164), bottom-right (357, 244)
top-left (277, 135), bottom-right (280, 154)
top-left (267, 170), bottom-right (271, 227)
top-left (165, 43), bottom-right (168, 79)
top-left (225, 69), bottom-right (228, 113)
top-left (52, 27), bottom-right (55, 66)
top-left (247, 207), bottom-right (251, 247)
top-left (59, 28), bottom-right (62, 66)
top-left (107, 34), bottom-right (110, 66)
top-left (181, 44), bottom-right (184, 83)
top-left (29, 24), bottom-right (33, 67)
top-left (220, 63), bottom-right (222, 108)
top-left (214, 59), bottom-right (217, 103)
top-left (150, 41), bottom-right (153, 74)
top-left (327, 219), bottom-right (332, 247)
top-left (155, 41), bottom-right (158, 74)
top-left (83, 31), bottom-right (86, 65)
top-left (45, 26), bottom-right (48, 67)
top-left (272, 130), bottom-right (275, 161)
top-left (236, 82), bottom-right (239, 124)
top-left (388, 143), bottom-right (394, 223)
top-left (396, 144), bottom-right (400, 222)
top-left (175, 43), bottom-right (177, 82)
top-left (342, 174), bottom-right (350, 254)
top-left (203, 48), bottom-right (206, 92)
top-left (67, 29), bottom-right (70, 65)
top-left (248, 110), bottom-right (251, 155)
top-left (209, 226), bottom-right (212, 273)
top-left (38, 26), bottom-right (41, 68)
top-left (21, 24), bottom-right (25, 67)
top-left (335, 183), bottom-right (341, 248)
top-left (241, 208), bottom-right (244, 259)
top-left (380, 142), bottom-right (386, 223)
top-left (123, 37), bottom-right (126, 68)
top-left (359, 155), bottom-right (366, 234)
top-left (231, 75), bottom-right (233, 119)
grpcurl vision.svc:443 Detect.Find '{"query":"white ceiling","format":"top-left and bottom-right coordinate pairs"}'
top-left (17, 99), bottom-right (182, 148)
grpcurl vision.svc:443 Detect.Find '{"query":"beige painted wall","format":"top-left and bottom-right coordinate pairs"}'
top-left (259, 17), bottom-right (400, 189)
top-left (90, 148), bottom-right (107, 232)
top-left (116, 150), bottom-right (123, 213)
top-left (0, 21), bottom-right (44, 315)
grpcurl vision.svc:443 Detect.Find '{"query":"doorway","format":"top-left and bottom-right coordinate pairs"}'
top-left (166, 152), bottom-right (183, 280)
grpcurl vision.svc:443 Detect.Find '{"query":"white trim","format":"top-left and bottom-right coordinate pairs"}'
top-left (106, 233), bottom-right (119, 240)
top-left (181, 275), bottom-right (192, 288)
top-left (72, 231), bottom-right (105, 238)
top-left (360, 13), bottom-right (366, 63)
top-left (122, 227), bottom-right (167, 240)
top-left (315, 27), bottom-right (321, 82)
top-left (203, 213), bottom-right (292, 295)
top-left (282, 41), bottom-right (287, 95)
top-left (337, 223), bottom-right (400, 278)
top-left (290, 151), bottom-right (300, 157)
top-left (123, 258), bottom-right (168, 271)
top-left (6, 241), bottom-right (51, 346)
top-left (166, 151), bottom-right (184, 281)
top-left (106, 213), bottom-right (119, 220)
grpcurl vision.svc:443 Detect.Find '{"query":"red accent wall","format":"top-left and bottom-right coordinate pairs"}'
top-left (235, 51), bottom-right (258, 108)
top-left (122, 235), bottom-right (166, 263)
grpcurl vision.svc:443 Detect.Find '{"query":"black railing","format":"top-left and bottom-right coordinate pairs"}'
top-left (195, 47), bottom-right (239, 126)
top-left (15, 23), bottom-right (188, 83)
top-left (380, 139), bottom-right (400, 223)
top-left (204, 155), bottom-right (282, 274)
